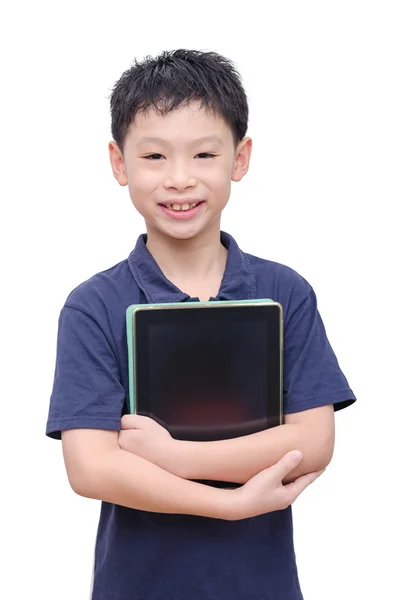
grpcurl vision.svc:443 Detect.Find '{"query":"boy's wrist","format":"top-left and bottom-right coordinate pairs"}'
top-left (205, 487), bottom-right (242, 521)
top-left (221, 487), bottom-right (247, 521)
top-left (171, 439), bottom-right (190, 479)
top-left (171, 440), bottom-right (243, 520)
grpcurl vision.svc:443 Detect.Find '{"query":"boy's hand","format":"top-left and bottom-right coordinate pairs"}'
top-left (230, 450), bottom-right (325, 520)
top-left (118, 415), bottom-right (182, 475)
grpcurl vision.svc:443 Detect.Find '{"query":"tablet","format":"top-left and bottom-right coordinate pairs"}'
top-left (126, 300), bottom-right (283, 445)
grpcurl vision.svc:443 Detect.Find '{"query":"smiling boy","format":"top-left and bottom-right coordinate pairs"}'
top-left (46, 49), bottom-right (356, 599)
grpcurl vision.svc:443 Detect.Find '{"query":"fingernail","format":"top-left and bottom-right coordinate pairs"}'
top-left (292, 451), bottom-right (303, 461)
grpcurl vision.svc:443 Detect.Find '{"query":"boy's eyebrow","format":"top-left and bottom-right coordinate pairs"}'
top-left (136, 135), bottom-right (223, 147)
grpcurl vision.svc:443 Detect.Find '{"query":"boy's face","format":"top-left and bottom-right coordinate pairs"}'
top-left (109, 102), bottom-right (252, 242)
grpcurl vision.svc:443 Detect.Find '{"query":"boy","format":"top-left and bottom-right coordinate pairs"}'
top-left (46, 49), bottom-right (356, 599)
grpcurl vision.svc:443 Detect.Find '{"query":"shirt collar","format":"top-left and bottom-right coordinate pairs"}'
top-left (128, 231), bottom-right (256, 303)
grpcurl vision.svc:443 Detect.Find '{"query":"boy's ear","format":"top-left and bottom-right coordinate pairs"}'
top-left (231, 137), bottom-right (252, 182)
top-left (108, 141), bottom-right (128, 186)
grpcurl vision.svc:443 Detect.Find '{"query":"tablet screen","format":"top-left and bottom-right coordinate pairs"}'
top-left (134, 304), bottom-right (282, 442)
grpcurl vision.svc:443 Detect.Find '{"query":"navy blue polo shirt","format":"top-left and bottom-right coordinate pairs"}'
top-left (46, 231), bottom-right (356, 600)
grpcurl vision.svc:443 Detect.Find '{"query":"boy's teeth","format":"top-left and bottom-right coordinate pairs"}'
top-left (165, 202), bottom-right (199, 211)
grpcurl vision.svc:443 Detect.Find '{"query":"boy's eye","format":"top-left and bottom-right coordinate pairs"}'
top-left (144, 154), bottom-right (164, 160)
top-left (196, 153), bottom-right (216, 159)
top-left (143, 153), bottom-right (216, 160)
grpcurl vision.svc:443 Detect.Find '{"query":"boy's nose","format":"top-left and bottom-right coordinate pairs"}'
top-left (164, 165), bottom-right (197, 190)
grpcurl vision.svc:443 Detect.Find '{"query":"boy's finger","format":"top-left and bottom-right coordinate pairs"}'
top-left (120, 414), bottom-right (143, 429)
top-left (269, 451), bottom-right (304, 481)
top-left (283, 469), bottom-right (325, 503)
top-left (121, 414), bottom-right (154, 429)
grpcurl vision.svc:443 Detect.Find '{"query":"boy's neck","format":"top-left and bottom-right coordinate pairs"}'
top-left (145, 223), bottom-right (228, 296)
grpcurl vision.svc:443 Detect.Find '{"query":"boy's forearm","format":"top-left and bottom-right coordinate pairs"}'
top-left (84, 446), bottom-right (235, 519)
top-left (176, 422), bottom-right (333, 484)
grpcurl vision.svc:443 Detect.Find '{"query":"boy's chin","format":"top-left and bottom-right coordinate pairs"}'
top-left (147, 222), bottom-right (217, 242)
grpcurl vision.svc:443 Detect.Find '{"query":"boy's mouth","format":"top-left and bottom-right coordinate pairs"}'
top-left (159, 201), bottom-right (204, 212)
top-left (158, 201), bottom-right (205, 220)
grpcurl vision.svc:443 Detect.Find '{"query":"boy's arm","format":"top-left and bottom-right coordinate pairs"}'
top-left (61, 428), bottom-right (323, 519)
top-left (119, 404), bottom-right (335, 484)
top-left (62, 429), bottom-right (230, 518)
top-left (179, 405), bottom-right (335, 484)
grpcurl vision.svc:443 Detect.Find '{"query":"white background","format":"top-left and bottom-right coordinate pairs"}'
top-left (1, 1), bottom-right (396, 598)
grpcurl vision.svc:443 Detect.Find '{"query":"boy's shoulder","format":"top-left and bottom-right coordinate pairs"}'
top-left (242, 247), bottom-right (313, 307)
top-left (219, 231), bottom-right (314, 309)
top-left (245, 248), bottom-right (306, 280)
top-left (62, 256), bottom-right (133, 314)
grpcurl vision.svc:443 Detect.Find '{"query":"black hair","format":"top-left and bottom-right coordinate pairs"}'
top-left (109, 49), bottom-right (249, 155)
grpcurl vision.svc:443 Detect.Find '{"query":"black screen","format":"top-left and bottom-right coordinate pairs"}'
top-left (134, 304), bottom-right (282, 442)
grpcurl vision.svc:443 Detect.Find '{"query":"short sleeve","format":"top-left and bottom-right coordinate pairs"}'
top-left (46, 305), bottom-right (126, 439)
top-left (283, 287), bottom-right (356, 414)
